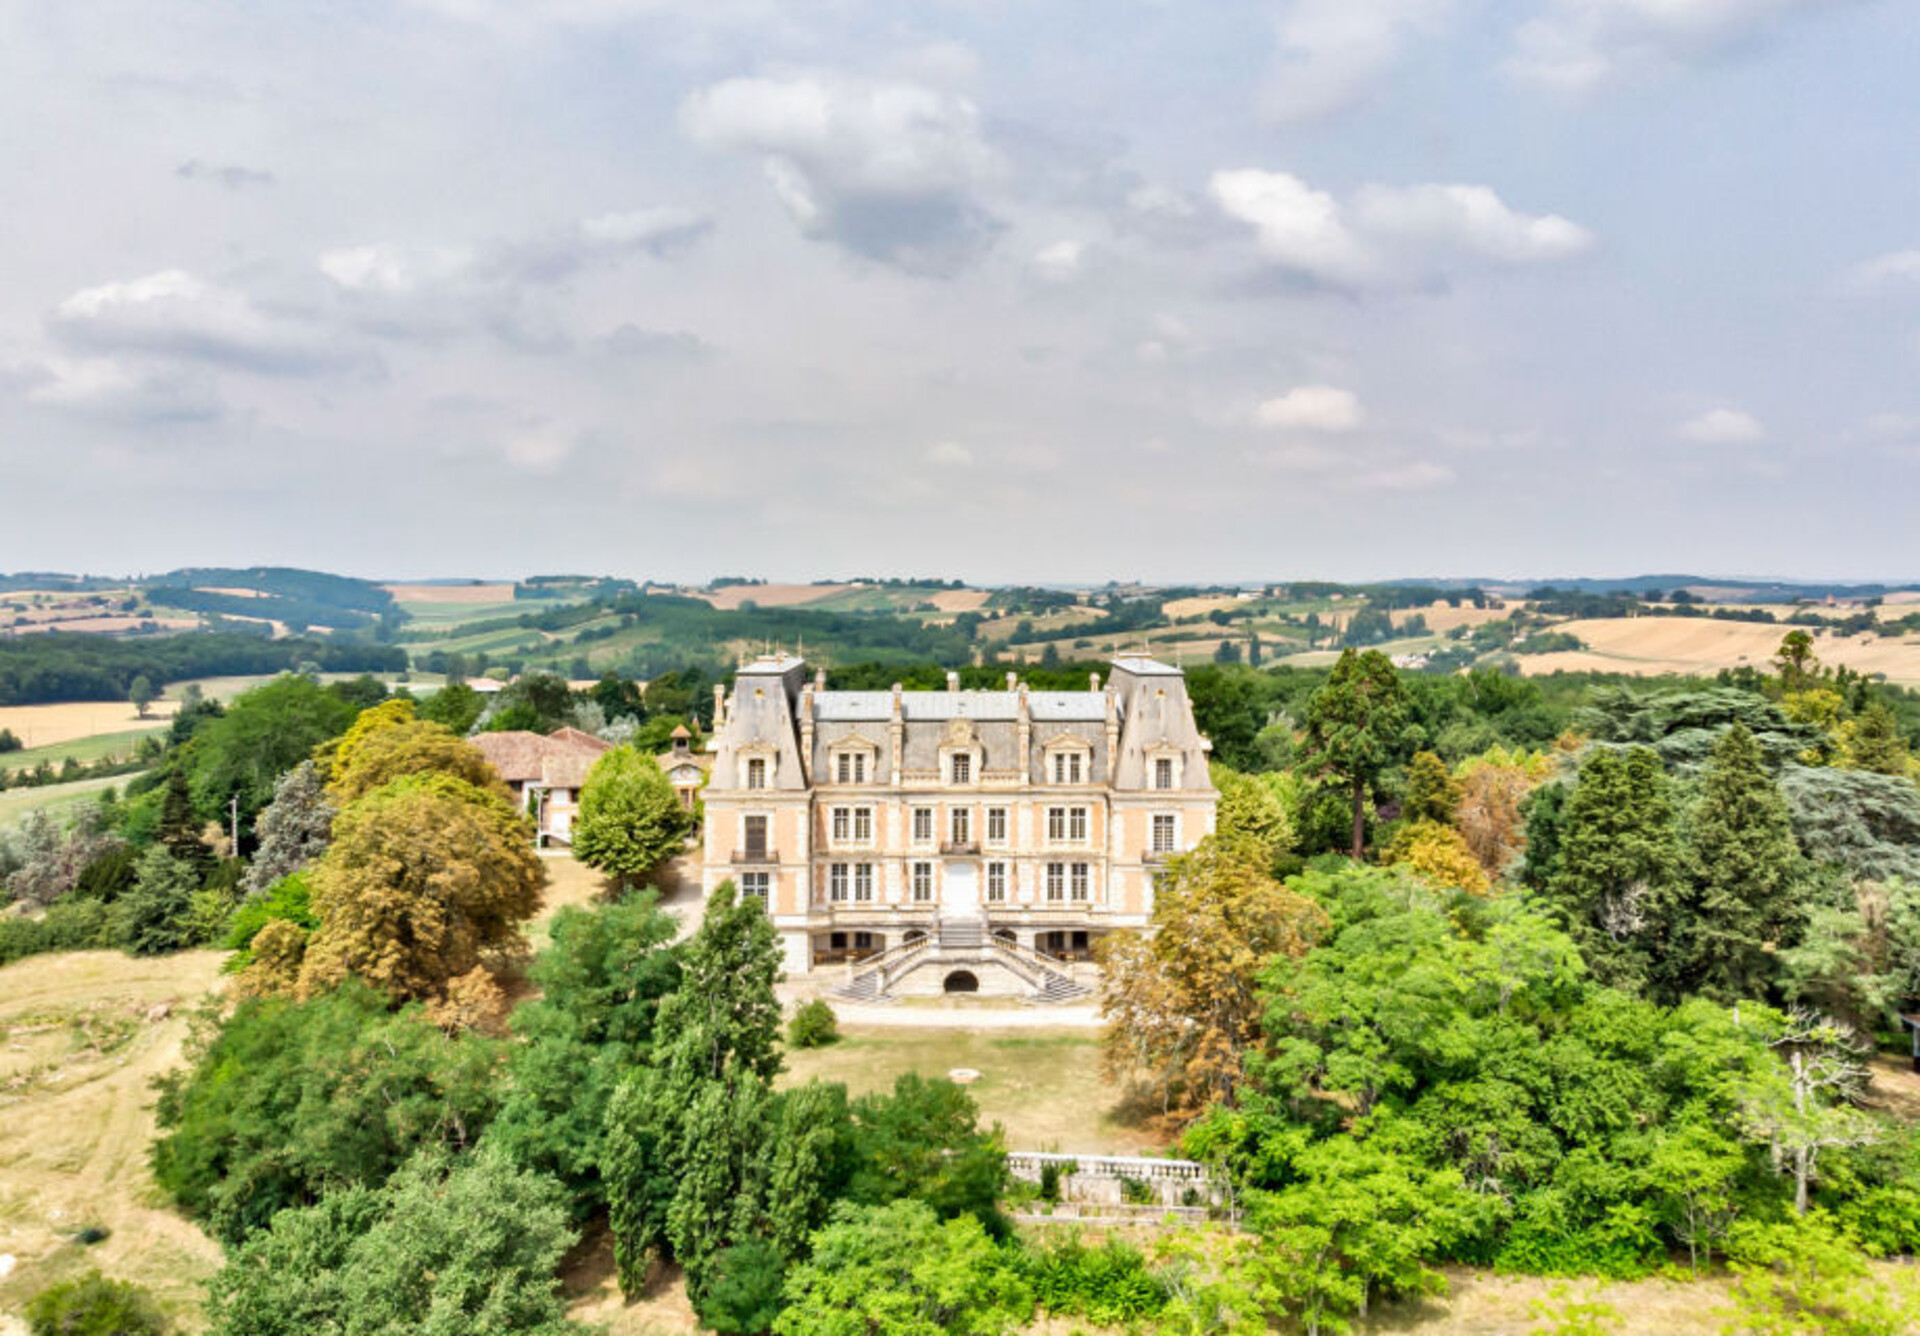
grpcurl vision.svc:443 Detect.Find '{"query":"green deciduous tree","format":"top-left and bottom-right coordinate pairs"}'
top-left (128, 674), bottom-right (157, 719)
top-left (846, 1074), bottom-right (1007, 1229)
top-left (1211, 765), bottom-right (1296, 871)
top-left (571, 745), bottom-right (694, 891)
top-left (772, 1200), bottom-right (1033, 1336)
top-left (204, 1147), bottom-right (585, 1336)
top-left (152, 980), bottom-right (502, 1244)
top-left (1302, 649), bottom-right (1412, 858)
top-left (487, 891), bottom-right (682, 1210)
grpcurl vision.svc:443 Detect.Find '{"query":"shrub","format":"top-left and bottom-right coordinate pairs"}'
top-left (1024, 1232), bottom-right (1168, 1322)
top-left (787, 999), bottom-right (840, 1049)
top-left (220, 871), bottom-right (316, 973)
top-left (1038, 1158), bottom-right (1076, 1205)
top-left (696, 1238), bottom-right (788, 1335)
top-left (0, 898), bottom-right (119, 966)
top-left (25, 1270), bottom-right (168, 1336)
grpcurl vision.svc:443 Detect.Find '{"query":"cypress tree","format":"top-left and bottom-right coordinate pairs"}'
top-left (1550, 746), bottom-right (1681, 992)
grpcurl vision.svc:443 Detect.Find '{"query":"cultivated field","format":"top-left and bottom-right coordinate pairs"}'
top-left (0, 775), bottom-right (135, 830)
top-left (0, 701), bottom-right (174, 750)
top-left (382, 582), bottom-right (517, 603)
top-left (1391, 600), bottom-right (1513, 632)
top-left (1524, 618), bottom-right (1920, 685)
top-left (1162, 593), bottom-right (1252, 620)
top-left (698, 583), bottom-right (850, 610)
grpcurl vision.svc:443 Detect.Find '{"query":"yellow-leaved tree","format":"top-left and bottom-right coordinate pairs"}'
top-left (297, 773), bottom-right (546, 1007)
top-left (1454, 745), bottom-right (1555, 879)
top-left (323, 698), bottom-right (504, 805)
top-left (1097, 835), bottom-right (1327, 1124)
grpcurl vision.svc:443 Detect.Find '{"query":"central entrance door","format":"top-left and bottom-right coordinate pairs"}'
top-left (943, 861), bottom-right (979, 913)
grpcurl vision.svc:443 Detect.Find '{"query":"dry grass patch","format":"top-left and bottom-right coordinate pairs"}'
top-left (1391, 601), bottom-right (1511, 632)
top-left (0, 950), bottom-right (226, 1329)
top-left (930, 589), bottom-right (991, 613)
top-left (381, 582), bottom-right (518, 603)
top-left (1521, 618), bottom-right (1920, 685)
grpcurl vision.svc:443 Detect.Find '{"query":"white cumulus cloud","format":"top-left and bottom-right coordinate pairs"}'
top-left (1677, 407), bottom-right (1766, 444)
top-left (682, 73), bottom-right (1003, 275)
top-left (927, 440), bottom-right (974, 466)
top-left (1845, 249), bottom-right (1920, 292)
top-left (50, 269), bottom-right (348, 375)
top-left (1510, 0), bottom-right (1849, 91)
top-left (1030, 240), bottom-right (1086, 283)
top-left (1254, 385), bottom-right (1365, 432)
top-left (1210, 168), bottom-right (1592, 290)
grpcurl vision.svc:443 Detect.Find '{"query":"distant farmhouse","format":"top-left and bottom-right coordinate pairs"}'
top-left (700, 655), bottom-right (1218, 1001)
top-left (470, 727), bottom-right (611, 848)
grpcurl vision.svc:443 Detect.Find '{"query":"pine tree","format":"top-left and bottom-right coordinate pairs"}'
top-left (157, 767), bottom-right (213, 881)
top-left (1401, 751), bottom-right (1460, 826)
top-left (1302, 649), bottom-right (1411, 858)
top-left (1678, 723), bottom-right (1802, 1001)
top-left (240, 760), bottom-right (335, 897)
top-left (1839, 703), bottom-right (1911, 776)
top-left (1550, 746), bottom-right (1681, 993)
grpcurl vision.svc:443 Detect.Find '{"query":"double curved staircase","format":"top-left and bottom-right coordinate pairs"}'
top-left (827, 917), bottom-right (1092, 1004)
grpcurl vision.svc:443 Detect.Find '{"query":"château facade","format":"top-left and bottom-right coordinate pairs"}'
top-left (700, 654), bottom-right (1218, 996)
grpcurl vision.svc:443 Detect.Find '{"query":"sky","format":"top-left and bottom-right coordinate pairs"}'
top-left (1, 0), bottom-right (1917, 586)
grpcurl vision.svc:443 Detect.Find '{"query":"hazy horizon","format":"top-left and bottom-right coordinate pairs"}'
top-left (3, 3), bottom-right (1916, 582)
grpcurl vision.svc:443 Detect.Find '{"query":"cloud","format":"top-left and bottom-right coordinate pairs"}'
top-left (599, 324), bottom-right (711, 360)
top-left (175, 159), bottom-right (274, 189)
top-left (1030, 240), bottom-right (1086, 283)
top-left (1247, 438), bottom-right (1454, 490)
top-left (17, 356), bottom-right (223, 423)
top-left (317, 207), bottom-right (710, 343)
top-left (1510, 0), bottom-right (1851, 91)
top-left (1845, 249), bottom-right (1920, 293)
top-left (1254, 385), bottom-right (1365, 431)
top-left (1676, 407), bottom-right (1766, 444)
top-left (682, 74), bottom-right (1003, 275)
top-left (1211, 169), bottom-right (1592, 290)
top-left (48, 269), bottom-right (349, 375)
top-left (927, 440), bottom-right (973, 466)
top-left (1263, 0), bottom-right (1452, 124)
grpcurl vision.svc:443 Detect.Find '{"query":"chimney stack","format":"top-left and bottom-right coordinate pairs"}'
top-left (1005, 670), bottom-right (1018, 690)
top-left (946, 670), bottom-right (960, 691)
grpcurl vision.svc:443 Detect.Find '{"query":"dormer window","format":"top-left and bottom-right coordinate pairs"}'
top-left (746, 758), bottom-right (766, 790)
top-left (1050, 749), bottom-right (1087, 784)
top-left (829, 740), bottom-right (878, 785)
top-left (1154, 757), bottom-right (1174, 790)
top-left (951, 754), bottom-right (971, 785)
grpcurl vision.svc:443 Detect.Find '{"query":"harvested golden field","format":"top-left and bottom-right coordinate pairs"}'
top-left (0, 700), bottom-right (175, 750)
top-left (381, 581), bottom-right (517, 603)
top-left (1163, 593), bottom-right (1251, 620)
top-left (1391, 600), bottom-right (1511, 632)
top-left (698, 582), bottom-right (850, 610)
top-left (1522, 618), bottom-right (1920, 685)
top-left (929, 588), bottom-right (992, 613)
top-left (0, 950), bottom-right (226, 1330)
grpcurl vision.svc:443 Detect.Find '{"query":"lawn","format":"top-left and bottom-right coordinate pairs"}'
top-left (782, 1026), bottom-right (1169, 1157)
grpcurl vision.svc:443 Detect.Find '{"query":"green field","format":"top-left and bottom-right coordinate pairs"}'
top-left (1, 727), bottom-right (158, 774)
top-left (0, 773), bottom-right (139, 829)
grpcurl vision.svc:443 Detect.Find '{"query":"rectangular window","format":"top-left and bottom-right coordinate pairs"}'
top-left (1070, 806), bottom-right (1088, 841)
top-left (1152, 814), bottom-right (1177, 854)
top-left (912, 807), bottom-right (933, 843)
top-left (836, 752), bottom-right (852, 784)
top-left (951, 753), bottom-right (971, 784)
top-left (743, 815), bottom-right (768, 858)
top-left (854, 863), bottom-right (874, 902)
top-left (1070, 862), bottom-right (1089, 900)
top-left (1154, 757), bottom-right (1174, 790)
top-left (854, 807), bottom-right (872, 841)
top-left (1047, 806), bottom-right (1065, 841)
top-left (950, 808), bottom-right (971, 846)
top-left (741, 871), bottom-right (769, 899)
top-left (986, 861), bottom-right (1007, 902)
top-left (986, 807), bottom-right (1008, 844)
top-left (746, 757), bottom-right (766, 789)
top-left (1045, 862), bottom-right (1065, 901)
top-left (831, 807), bottom-right (850, 841)
top-left (1050, 751), bottom-right (1084, 784)
top-left (911, 862), bottom-right (934, 901)
top-left (829, 863), bottom-right (848, 902)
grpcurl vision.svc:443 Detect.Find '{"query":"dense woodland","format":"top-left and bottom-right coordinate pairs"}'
top-left (5, 622), bottom-right (1920, 1332)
